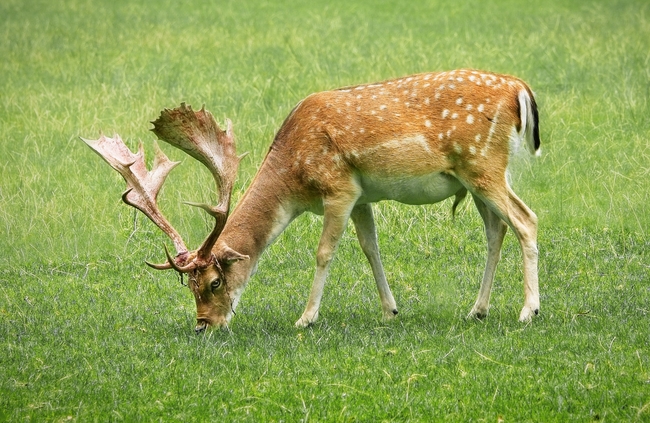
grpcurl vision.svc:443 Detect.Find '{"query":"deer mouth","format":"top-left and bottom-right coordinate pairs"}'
top-left (195, 319), bottom-right (209, 334)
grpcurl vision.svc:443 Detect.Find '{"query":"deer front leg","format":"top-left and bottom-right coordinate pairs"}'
top-left (468, 195), bottom-right (508, 319)
top-left (350, 204), bottom-right (398, 320)
top-left (295, 195), bottom-right (359, 328)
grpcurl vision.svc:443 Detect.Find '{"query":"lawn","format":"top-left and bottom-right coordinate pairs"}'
top-left (1, 0), bottom-right (649, 421)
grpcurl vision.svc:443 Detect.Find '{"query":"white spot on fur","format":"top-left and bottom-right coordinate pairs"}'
top-left (439, 133), bottom-right (444, 140)
top-left (425, 120), bottom-right (432, 128)
top-left (442, 109), bottom-right (450, 118)
top-left (380, 105), bottom-right (387, 110)
top-left (478, 104), bottom-right (485, 113)
top-left (454, 143), bottom-right (462, 154)
top-left (466, 114), bottom-right (475, 124)
top-left (469, 146), bottom-right (476, 155)
top-left (456, 98), bottom-right (463, 105)
top-left (451, 112), bottom-right (458, 119)
top-left (424, 97), bottom-right (430, 105)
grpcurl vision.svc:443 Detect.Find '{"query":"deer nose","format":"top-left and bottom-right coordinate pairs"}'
top-left (195, 320), bottom-right (208, 334)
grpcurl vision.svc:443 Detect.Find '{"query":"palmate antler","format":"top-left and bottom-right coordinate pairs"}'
top-left (82, 103), bottom-right (242, 272)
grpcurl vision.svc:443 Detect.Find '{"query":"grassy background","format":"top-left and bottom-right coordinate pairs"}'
top-left (1, 0), bottom-right (649, 421)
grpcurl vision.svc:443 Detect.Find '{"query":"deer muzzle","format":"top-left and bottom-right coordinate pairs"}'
top-left (195, 319), bottom-right (209, 334)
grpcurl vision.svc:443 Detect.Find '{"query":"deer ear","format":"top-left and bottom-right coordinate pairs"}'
top-left (217, 245), bottom-right (249, 265)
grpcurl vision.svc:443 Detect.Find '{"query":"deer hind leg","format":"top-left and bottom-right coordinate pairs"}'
top-left (468, 194), bottom-right (508, 319)
top-left (474, 185), bottom-right (539, 322)
top-left (350, 203), bottom-right (398, 320)
top-left (295, 191), bottom-right (360, 328)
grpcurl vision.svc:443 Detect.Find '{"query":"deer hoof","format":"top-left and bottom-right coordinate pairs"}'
top-left (518, 305), bottom-right (539, 322)
top-left (383, 309), bottom-right (399, 320)
top-left (468, 306), bottom-right (488, 320)
top-left (295, 312), bottom-right (317, 328)
top-left (295, 318), bottom-right (312, 328)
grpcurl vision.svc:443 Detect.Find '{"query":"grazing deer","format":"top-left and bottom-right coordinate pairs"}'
top-left (82, 69), bottom-right (541, 332)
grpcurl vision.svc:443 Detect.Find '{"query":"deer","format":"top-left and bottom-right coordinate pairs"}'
top-left (82, 69), bottom-right (541, 333)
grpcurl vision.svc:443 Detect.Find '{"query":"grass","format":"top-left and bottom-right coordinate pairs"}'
top-left (1, 0), bottom-right (649, 421)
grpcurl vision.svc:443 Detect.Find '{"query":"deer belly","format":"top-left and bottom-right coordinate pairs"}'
top-left (358, 172), bottom-right (463, 205)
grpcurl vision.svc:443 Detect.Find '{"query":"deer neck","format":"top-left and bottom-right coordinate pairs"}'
top-left (215, 152), bottom-right (300, 292)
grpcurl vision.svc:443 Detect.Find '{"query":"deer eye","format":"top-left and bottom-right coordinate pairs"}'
top-left (210, 278), bottom-right (222, 291)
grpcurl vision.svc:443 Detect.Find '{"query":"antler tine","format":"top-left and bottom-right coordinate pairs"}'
top-left (150, 103), bottom-right (242, 261)
top-left (81, 134), bottom-right (189, 256)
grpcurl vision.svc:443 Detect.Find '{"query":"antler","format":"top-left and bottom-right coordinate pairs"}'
top-left (82, 104), bottom-right (241, 273)
top-left (81, 134), bottom-right (189, 258)
top-left (151, 103), bottom-right (243, 265)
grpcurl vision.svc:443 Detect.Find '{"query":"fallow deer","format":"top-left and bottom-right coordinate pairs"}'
top-left (82, 69), bottom-right (541, 332)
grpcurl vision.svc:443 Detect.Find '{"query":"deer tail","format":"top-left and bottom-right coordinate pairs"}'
top-left (518, 87), bottom-right (541, 157)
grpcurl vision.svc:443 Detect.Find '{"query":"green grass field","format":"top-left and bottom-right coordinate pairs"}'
top-left (1, 0), bottom-right (649, 421)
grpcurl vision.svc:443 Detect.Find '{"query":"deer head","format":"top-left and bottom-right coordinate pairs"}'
top-left (82, 103), bottom-right (248, 332)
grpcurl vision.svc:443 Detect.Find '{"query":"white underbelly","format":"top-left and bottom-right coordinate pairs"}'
top-left (357, 172), bottom-right (463, 205)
